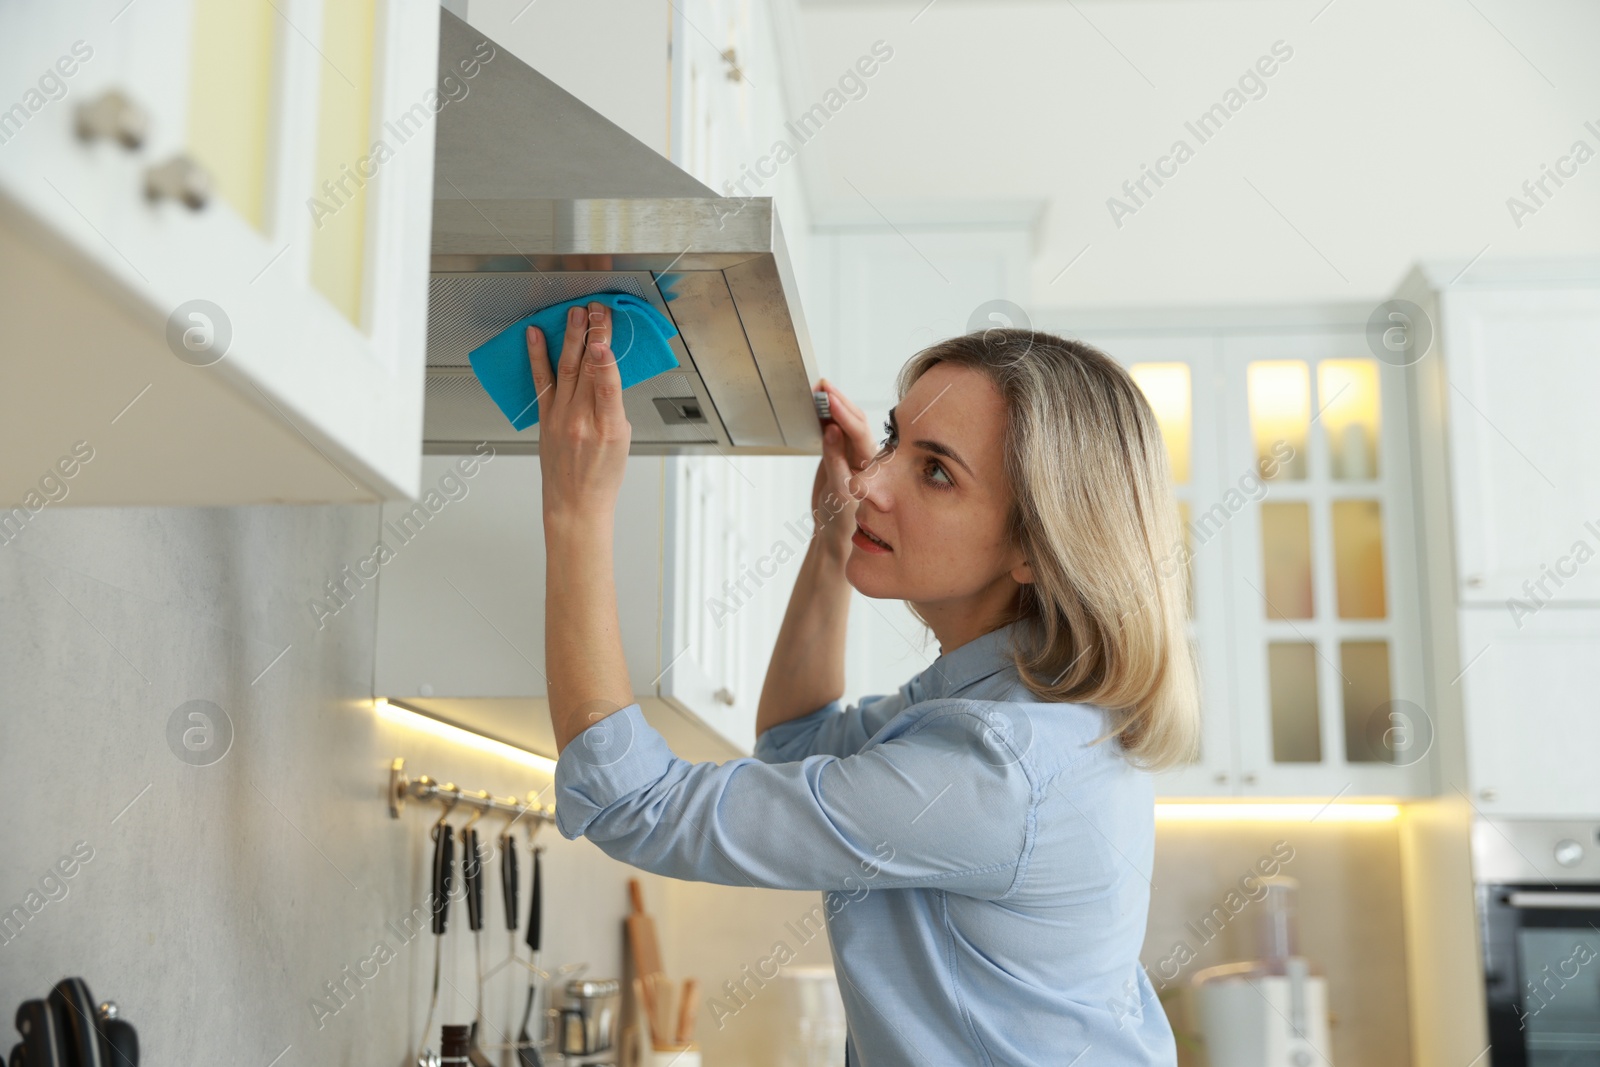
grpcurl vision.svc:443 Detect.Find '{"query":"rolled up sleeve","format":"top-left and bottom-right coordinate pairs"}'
top-left (552, 701), bottom-right (1036, 899)
top-left (752, 691), bottom-right (908, 763)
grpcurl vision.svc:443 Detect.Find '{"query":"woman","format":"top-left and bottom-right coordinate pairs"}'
top-left (532, 303), bottom-right (1200, 1066)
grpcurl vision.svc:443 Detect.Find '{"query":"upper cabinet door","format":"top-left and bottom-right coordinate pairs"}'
top-left (0, 0), bottom-right (437, 507)
top-left (1459, 608), bottom-right (1600, 817)
top-left (1222, 329), bottom-right (1431, 798)
top-left (1442, 287), bottom-right (1600, 606)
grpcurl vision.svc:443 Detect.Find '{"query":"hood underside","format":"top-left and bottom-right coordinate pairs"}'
top-left (425, 10), bottom-right (821, 455)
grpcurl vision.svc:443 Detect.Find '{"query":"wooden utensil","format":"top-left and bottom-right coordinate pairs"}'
top-left (674, 978), bottom-right (700, 1046)
top-left (651, 972), bottom-right (674, 1049)
top-left (626, 879), bottom-right (670, 1044)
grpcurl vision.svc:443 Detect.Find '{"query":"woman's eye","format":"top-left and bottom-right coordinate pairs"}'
top-left (926, 461), bottom-right (952, 487)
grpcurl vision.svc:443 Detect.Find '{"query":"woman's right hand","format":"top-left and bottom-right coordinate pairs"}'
top-left (810, 378), bottom-right (884, 553)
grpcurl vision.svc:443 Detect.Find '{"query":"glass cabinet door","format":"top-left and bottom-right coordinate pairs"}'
top-left (1224, 330), bottom-right (1430, 797)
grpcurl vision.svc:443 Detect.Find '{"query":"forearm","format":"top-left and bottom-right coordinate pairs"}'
top-left (756, 535), bottom-right (854, 738)
top-left (545, 516), bottom-right (635, 755)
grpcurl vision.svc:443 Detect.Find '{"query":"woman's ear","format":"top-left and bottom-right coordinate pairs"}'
top-left (1011, 556), bottom-right (1034, 586)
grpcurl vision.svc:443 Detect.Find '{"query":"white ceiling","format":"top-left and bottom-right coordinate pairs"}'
top-left (784, 0), bottom-right (1600, 307)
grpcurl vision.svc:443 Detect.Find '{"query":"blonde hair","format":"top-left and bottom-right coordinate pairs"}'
top-left (895, 328), bottom-right (1201, 771)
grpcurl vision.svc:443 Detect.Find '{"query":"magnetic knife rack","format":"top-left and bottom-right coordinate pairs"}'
top-left (388, 756), bottom-right (557, 826)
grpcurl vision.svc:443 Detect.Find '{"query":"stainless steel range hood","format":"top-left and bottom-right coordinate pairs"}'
top-left (426, 10), bottom-right (821, 455)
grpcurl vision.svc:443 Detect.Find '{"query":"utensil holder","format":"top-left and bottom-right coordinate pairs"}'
top-left (621, 982), bottom-right (699, 1067)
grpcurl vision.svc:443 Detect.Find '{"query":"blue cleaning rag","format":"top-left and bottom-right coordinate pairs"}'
top-left (467, 291), bottom-right (681, 430)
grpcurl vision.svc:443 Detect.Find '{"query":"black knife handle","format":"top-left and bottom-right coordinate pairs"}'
top-left (98, 1018), bottom-right (137, 1067)
top-left (464, 828), bottom-right (484, 933)
top-left (502, 833), bottom-right (519, 931)
top-left (15, 1000), bottom-right (61, 1067)
top-left (525, 847), bottom-right (542, 953)
top-left (49, 978), bottom-right (106, 1067)
top-left (432, 823), bottom-right (454, 936)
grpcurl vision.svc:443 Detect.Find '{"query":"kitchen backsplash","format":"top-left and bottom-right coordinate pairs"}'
top-left (1148, 820), bottom-right (1412, 1067)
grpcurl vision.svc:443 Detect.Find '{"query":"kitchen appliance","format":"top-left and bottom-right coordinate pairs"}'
top-left (776, 966), bottom-right (848, 1067)
top-left (1190, 877), bottom-right (1334, 1067)
top-left (558, 979), bottom-right (621, 1059)
top-left (1476, 817), bottom-right (1600, 1065)
top-left (428, 10), bottom-right (820, 457)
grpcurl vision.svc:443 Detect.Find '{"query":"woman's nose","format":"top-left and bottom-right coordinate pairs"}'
top-left (855, 447), bottom-right (895, 510)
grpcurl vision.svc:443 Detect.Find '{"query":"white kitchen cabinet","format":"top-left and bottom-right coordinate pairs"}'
top-left (1395, 259), bottom-right (1600, 818)
top-left (1053, 310), bottom-right (1434, 800)
top-left (1219, 329), bottom-right (1431, 798)
top-left (1435, 284), bottom-right (1600, 606)
top-left (0, 0), bottom-right (437, 507)
top-left (374, 452), bottom-right (767, 759)
top-left (1457, 608), bottom-right (1600, 817)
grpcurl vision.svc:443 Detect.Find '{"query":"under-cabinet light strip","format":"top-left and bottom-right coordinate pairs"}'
top-left (374, 698), bottom-right (557, 773)
top-left (1155, 803), bottom-right (1400, 823)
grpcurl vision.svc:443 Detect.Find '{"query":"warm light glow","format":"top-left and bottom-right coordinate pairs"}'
top-left (374, 698), bottom-right (557, 773)
top-left (1318, 359), bottom-right (1381, 480)
top-left (1155, 803), bottom-right (1400, 823)
top-left (1129, 363), bottom-right (1192, 483)
top-left (1247, 361), bottom-right (1311, 478)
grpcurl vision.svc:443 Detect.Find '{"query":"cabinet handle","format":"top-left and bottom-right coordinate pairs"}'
top-left (75, 89), bottom-right (149, 150)
top-left (1479, 787), bottom-right (1497, 802)
top-left (144, 155), bottom-right (212, 210)
top-left (712, 687), bottom-right (736, 706)
top-left (1464, 575), bottom-right (1484, 588)
top-left (1241, 772), bottom-right (1258, 785)
top-left (1213, 773), bottom-right (1229, 785)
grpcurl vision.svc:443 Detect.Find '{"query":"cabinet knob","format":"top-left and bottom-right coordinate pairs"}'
top-left (1241, 772), bottom-right (1258, 785)
top-left (1479, 787), bottom-right (1497, 802)
top-left (1464, 575), bottom-right (1484, 588)
top-left (144, 154), bottom-right (212, 210)
top-left (713, 687), bottom-right (736, 706)
top-left (1213, 773), bottom-right (1229, 785)
top-left (75, 89), bottom-right (149, 150)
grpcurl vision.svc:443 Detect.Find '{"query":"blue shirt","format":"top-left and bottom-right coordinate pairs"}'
top-left (552, 620), bottom-right (1175, 1066)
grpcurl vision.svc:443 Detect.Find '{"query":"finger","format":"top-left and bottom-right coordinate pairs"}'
top-left (823, 431), bottom-right (862, 504)
top-left (525, 325), bottom-right (557, 425)
top-left (585, 339), bottom-right (629, 434)
top-left (584, 301), bottom-right (612, 351)
top-left (821, 379), bottom-right (869, 422)
top-left (555, 303), bottom-right (587, 409)
top-left (821, 390), bottom-right (879, 469)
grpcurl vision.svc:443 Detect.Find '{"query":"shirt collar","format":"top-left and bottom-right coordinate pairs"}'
top-left (903, 619), bottom-right (1028, 704)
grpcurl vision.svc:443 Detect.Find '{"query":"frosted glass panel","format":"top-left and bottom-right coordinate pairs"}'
top-left (1318, 360), bottom-right (1381, 480)
top-left (311, 0), bottom-right (379, 327)
top-left (1269, 642), bottom-right (1321, 762)
top-left (1341, 641), bottom-right (1392, 763)
top-left (1261, 502), bottom-right (1313, 619)
top-left (1332, 500), bottom-right (1387, 619)
top-left (1248, 361), bottom-right (1310, 480)
top-left (1130, 363), bottom-right (1192, 484)
top-left (187, 0), bottom-right (277, 231)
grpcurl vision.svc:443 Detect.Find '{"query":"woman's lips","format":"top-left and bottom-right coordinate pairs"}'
top-left (853, 520), bottom-right (892, 554)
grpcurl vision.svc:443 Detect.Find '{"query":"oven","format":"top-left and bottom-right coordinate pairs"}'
top-left (1476, 819), bottom-right (1600, 1066)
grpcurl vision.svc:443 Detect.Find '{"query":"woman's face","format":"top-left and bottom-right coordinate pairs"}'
top-left (845, 362), bottom-right (1033, 646)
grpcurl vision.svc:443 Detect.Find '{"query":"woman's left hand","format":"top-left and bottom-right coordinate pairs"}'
top-left (526, 302), bottom-right (632, 527)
